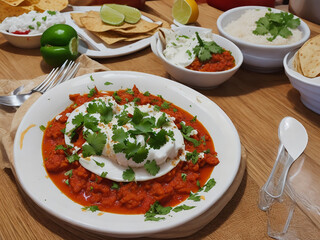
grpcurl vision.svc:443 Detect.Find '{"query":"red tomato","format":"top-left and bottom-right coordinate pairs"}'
top-left (207, 0), bottom-right (275, 11)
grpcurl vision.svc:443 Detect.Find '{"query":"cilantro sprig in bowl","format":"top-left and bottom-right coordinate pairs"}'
top-left (151, 26), bottom-right (243, 89)
top-left (217, 6), bottom-right (310, 73)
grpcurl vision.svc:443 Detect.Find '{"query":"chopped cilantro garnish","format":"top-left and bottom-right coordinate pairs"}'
top-left (133, 97), bottom-right (140, 103)
top-left (100, 171), bottom-right (108, 178)
top-left (180, 122), bottom-right (201, 147)
top-left (104, 81), bottom-right (112, 85)
top-left (186, 49), bottom-right (192, 58)
top-left (111, 182), bottom-right (119, 189)
top-left (116, 110), bottom-right (131, 126)
top-left (253, 8), bottom-right (301, 41)
top-left (113, 91), bottom-right (122, 102)
top-left (87, 101), bottom-right (113, 124)
top-left (188, 192), bottom-right (201, 202)
top-left (144, 160), bottom-right (160, 176)
top-left (156, 113), bottom-right (169, 128)
top-left (143, 91), bottom-right (150, 96)
top-left (94, 160), bottom-right (105, 168)
top-left (82, 205), bottom-right (99, 212)
top-left (90, 75), bottom-right (94, 81)
top-left (122, 167), bottom-right (135, 181)
top-left (64, 169), bottom-right (73, 177)
top-left (148, 129), bottom-right (169, 150)
top-left (144, 201), bottom-right (172, 221)
top-left (126, 88), bottom-right (134, 95)
top-left (161, 101), bottom-right (171, 109)
top-left (65, 179), bottom-right (69, 185)
top-left (39, 125), bottom-right (46, 131)
top-left (191, 115), bottom-right (197, 122)
top-left (203, 178), bottom-right (216, 192)
top-left (181, 173), bottom-right (187, 181)
top-left (193, 32), bottom-right (224, 62)
top-left (55, 145), bottom-right (67, 151)
top-left (28, 25), bottom-right (34, 30)
top-left (42, 16), bottom-right (47, 21)
top-left (172, 204), bottom-right (195, 212)
top-left (36, 21), bottom-right (41, 27)
top-left (186, 150), bottom-right (199, 164)
top-left (67, 154), bottom-right (80, 163)
top-left (82, 132), bottom-right (107, 157)
top-left (88, 87), bottom-right (96, 97)
top-left (47, 10), bottom-right (57, 16)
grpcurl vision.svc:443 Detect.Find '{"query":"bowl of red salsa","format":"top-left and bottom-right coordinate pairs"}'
top-left (151, 26), bottom-right (243, 89)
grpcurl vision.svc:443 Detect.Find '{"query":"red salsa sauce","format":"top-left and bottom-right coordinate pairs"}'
top-left (187, 51), bottom-right (235, 72)
top-left (42, 86), bottom-right (219, 214)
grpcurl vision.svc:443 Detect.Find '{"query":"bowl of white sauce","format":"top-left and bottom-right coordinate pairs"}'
top-left (217, 6), bottom-right (310, 73)
top-left (0, 10), bottom-right (65, 49)
top-left (151, 26), bottom-right (243, 89)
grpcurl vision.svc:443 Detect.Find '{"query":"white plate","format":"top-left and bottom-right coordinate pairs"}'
top-left (64, 8), bottom-right (158, 58)
top-left (13, 71), bottom-right (241, 238)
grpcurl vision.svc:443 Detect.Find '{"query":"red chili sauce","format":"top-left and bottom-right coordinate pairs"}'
top-left (187, 51), bottom-right (235, 72)
top-left (12, 30), bottom-right (31, 35)
top-left (42, 86), bottom-right (219, 214)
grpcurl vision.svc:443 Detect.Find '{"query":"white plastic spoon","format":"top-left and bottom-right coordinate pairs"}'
top-left (259, 116), bottom-right (308, 211)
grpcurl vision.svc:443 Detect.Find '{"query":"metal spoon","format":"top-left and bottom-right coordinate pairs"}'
top-left (259, 116), bottom-right (308, 211)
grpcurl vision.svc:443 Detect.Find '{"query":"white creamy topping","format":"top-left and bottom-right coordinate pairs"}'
top-left (162, 29), bottom-right (214, 67)
top-left (0, 10), bottom-right (65, 35)
top-left (64, 96), bottom-right (186, 181)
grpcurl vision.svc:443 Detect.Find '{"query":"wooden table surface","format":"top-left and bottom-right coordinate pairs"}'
top-left (0, 1), bottom-right (320, 239)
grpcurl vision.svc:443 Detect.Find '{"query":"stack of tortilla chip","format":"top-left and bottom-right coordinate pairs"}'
top-left (71, 11), bottom-right (162, 45)
top-left (294, 34), bottom-right (320, 78)
top-left (0, 0), bottom-right (68, 22)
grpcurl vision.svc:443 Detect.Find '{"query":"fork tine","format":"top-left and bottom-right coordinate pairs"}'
top-left (51, 60), bottom-right (75, 88)
top-left (32, 67), bottom-right (59, 93)
top-left (43, 60), bottom-right (70, 92)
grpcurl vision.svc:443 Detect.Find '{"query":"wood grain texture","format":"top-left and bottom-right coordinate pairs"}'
top-left (0, 1), bottom-right (319, 239)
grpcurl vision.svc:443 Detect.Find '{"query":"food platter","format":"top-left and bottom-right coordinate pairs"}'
top-left (64, 7), bottom-right (158, 58)
top-left (13, 71), bottom-right (241, 238)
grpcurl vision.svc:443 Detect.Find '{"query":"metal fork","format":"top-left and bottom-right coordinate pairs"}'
top-left (0, 60), bottom-right (80, 107)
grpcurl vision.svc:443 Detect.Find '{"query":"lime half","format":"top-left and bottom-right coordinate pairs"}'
top-left (100, 5), bottom-right (125, 25)
top-left (106, 4), bottom-right (141, 24)
top-left (69, 37), bottom-right (78, 57)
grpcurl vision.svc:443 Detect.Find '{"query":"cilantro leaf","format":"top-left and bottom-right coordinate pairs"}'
top-left (112, 127), bottom-right (128, 143)
top-left (203, 178), bottom-right (216, 192)
top-left (116, 110), bottom-right (131, 126)
top-left (144, 160), bottom-right (160, 176)
top-left (172, 204), bottom-right (195, 212)
top-left (82, 205), bottom-right (99, 212)
top-left (123, 167), bottom-right (135, 181)
top-left (125, 142), bottom-right (148, 163)
top-left (82, 132), bottom-right (107, 157)
top-left (186, 150), bottom-right (199, 164)
top-left (83, 114), bottom-right (100, 132)
top-left (252, 9), bottom-right (301, 41)
top-left (67, 154), bottom-right (80, 163)
top-left (148, 129), bottom-right (168, 149)
top-left (156, 113), bottom-right (169, 128)
top-left (144, 201), bottom-right (172, 221)
top-left (111, 182), bottom-right (119, 189)
top-left (188, 192), bottom-right (201, 202)
top-left (193, 32), bottom-right (224, 62)
top-left (94, 160), bottom-right (105, 168)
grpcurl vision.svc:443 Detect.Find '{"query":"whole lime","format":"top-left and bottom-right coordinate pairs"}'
top-left (40, 24), bottom-right (79, 67)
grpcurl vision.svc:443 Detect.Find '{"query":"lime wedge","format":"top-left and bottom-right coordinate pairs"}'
top-left (69, 37), bottom-right (78, 57)
top-left (100, 5), bottom-right (125, 25)
top-left (105, 4), bottom-right (141, 24)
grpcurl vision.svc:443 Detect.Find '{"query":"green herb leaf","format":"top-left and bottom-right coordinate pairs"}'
top-left (111, 182), bottom-right (119, 189)
top-left (82, 205), bottom-right (99, 212)
top-left (203, 178), bottom-right (216, 192)
top-left (82, 132), bottom-right (107, 157)
top-left (186, 150), bottom-right (199, 164)
top-left (40, 125), bottom-right (46, 131)
top-left (188, 192), bottom-right (201, 202)
top-left (144, 160), bottom-right (160, 176)
top-left (144, 201), bottom-right (172, 221)
top-left (172, 204), bottom-right (195, 212)
top-left (123, 167), bottom-right (135, 181)
top-left (67, 154), bottom-right (80, 163)
top-left (193, 32), bottom-right (224, 62)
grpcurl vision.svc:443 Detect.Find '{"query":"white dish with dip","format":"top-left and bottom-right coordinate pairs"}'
top-left (217, 6), bottom-right (310, 73)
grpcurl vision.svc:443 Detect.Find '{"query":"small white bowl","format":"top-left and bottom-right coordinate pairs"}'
top-left (0, 30), bottom-right (41, 48)
top-left (151, 26), bottom-right (243, 89)
top-left (217, 6), bottom-right (310, 73)
top-left (284, 49), bottom-right (320, 114)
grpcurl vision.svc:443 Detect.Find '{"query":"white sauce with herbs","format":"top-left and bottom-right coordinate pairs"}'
top-left (0, 10), bottom-right (65, 35)
top-left (64, 96), bottom-right (186, 182)
top-left (162, 29), bottom-right (214, 67)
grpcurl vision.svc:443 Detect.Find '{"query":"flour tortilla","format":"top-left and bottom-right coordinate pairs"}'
top-left (298, 34), bottom-right (320, 78)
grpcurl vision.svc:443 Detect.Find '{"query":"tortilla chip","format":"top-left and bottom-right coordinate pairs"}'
top-left (34, 0), bottom-right (67, 11)
top-left (1, 0), bottom-right (24, 6)
top-left (19, 0), bottom-right (40, 6)
top-left (70, 12), bottom-right (87, 28)
top-left (298, 34), bottom-right (320, 78)
top-left (112, 19), bottom-right (160, 34)
top-left (0, 1), bottom-right (30, 22)
top-left (80, 12), bottom-right (135, 32)
top-left (92, 31), bottom-right (127, 45)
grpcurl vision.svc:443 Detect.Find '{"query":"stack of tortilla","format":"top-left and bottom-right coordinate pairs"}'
top-left (294, 34), bottom-right (320, 78)
top-left (71, 11), bottom-right (162, 45)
